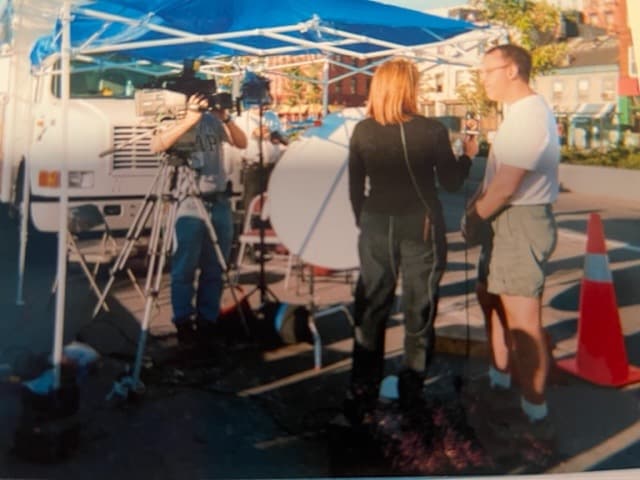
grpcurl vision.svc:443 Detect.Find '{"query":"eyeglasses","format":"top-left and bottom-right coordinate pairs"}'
top-left (478, 64), bottom-right (511, 77)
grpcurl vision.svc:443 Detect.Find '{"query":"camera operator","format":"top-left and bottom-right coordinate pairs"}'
top-left (150, 93), bottom-right (247, 347)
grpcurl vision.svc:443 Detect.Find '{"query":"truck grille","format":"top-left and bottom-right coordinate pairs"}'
top-left (111, 125), bottom-right (159, 171)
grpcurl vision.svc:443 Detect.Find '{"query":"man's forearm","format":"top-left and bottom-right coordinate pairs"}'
top-left (474, 165), bottom-right (528, 219)
top-left (223, 117), bottom-right (248, 149)
top-left (474, 188), bottom-right (511, 219)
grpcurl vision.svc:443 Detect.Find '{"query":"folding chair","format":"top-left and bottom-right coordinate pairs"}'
top-left (52, 204), bottom-right (144, 313)
top-left (301, 264), bottom-right (356, 369)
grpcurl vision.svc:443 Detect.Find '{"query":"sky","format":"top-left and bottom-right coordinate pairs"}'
top-left (378, 0), bottom-right (468, 12)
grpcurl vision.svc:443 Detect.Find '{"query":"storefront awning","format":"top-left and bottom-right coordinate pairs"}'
top-left (570, 102), bottom-right (615, 121)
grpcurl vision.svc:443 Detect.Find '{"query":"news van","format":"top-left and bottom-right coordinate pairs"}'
top-left (1, 53), bottom-right (169, 232)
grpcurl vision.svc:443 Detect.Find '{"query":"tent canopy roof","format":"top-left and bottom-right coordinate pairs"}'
top-left (30, 0), bottom-right (481, 68)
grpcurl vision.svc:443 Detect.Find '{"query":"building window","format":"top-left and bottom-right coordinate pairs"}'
top-left (601, 78), bottom-right (615, 101)
top-left (350, 77), bottom-right (357, 95)
top-left (577, 78), bottom-right (590, 101)
top-left (435, 73), bottom-right (444, 93)
top-left (454, 70), bottom-right (466, 88)
top-left (630, 46), bottom-right (638, 76)
top-left (334, 82), bottom-right (341, 95)
top-left (604, 12), bottom-right (614, 28)
top-left (552, 80), bottom-right (564, 102)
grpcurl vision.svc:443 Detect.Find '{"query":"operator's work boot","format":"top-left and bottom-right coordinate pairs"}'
top-left (195, 318), bottom-right (227, 349)
top-left (175, 318), bottom-right (198, 347)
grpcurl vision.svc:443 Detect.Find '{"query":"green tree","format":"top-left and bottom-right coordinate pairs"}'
top-left (471, 0), bottom-right (568, 75)
top-left (457, 1), bottom-right (568, 115)
top-left (455, 70), bottom-right (496, 118)
top-left (283, 64), bottom-right (323, 106)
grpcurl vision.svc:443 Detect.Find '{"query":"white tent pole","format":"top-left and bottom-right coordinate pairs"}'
top-left (321, 55), bottom-right (329, 117)
top-left (52, 0), bottom-right (71, 390)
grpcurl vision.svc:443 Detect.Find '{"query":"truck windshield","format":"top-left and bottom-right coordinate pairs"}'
top-left (52, 62), bottom-right (170, 99)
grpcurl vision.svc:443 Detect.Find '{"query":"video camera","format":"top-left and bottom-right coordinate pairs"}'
top-left (134, 61), bottom-right (273, 124)
top-left (162, 78), bottom-right (233, 112)
top-left (161, 59), bottom-right (233, 112)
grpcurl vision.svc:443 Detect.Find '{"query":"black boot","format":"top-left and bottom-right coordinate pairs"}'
top-left (398, 369), bottom-right (425, 412)
top-left (175, 317), bottom-right (198, 347)
top-left (195, 319), bottom-right (225, 348)
top-left (343, 383), bottom-right (378, 426)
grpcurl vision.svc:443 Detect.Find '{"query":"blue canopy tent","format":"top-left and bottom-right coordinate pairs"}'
top-left (27, 0), bottom-right (503, 389)
top-left (31, 0), bottom-right (481, 65)
top-left (29, 0), bottom-right (502, 116)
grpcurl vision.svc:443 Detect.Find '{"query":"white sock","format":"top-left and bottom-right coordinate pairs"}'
top-left (521, 396), bottom-right (548, 422)
top-left (488, 366), bottom-right (511, 390)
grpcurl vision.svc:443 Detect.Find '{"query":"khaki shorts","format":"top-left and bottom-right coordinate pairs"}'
top-left (478, 204), bottom-right (557, 298)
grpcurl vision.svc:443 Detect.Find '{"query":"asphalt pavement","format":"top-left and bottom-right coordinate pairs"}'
top-left (1, 185), bottom-right (640, 478)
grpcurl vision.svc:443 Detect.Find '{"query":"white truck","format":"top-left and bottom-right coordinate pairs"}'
top-left (1, 49), bottom-right (165, 232)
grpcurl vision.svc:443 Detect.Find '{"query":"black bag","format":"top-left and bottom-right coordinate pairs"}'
top-left (217, 297), bottom-right (312, 348)
top-left (257, 301), bottom-right (313, 345)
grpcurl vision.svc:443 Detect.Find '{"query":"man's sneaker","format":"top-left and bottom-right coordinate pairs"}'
top-left (175, 320), bottom-right (198, 347)
top-left (488, 408), bottom-right (556, 446)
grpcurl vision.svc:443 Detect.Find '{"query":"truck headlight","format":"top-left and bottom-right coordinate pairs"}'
top-left (68, 171), bottom-right (95, 188)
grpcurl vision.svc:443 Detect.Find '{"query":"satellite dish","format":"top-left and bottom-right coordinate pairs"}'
top-left (268, 107), bottom-right (366, 270)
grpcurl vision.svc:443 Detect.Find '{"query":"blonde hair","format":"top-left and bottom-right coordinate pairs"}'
top-left (366, 58), bottom-right (419, 125)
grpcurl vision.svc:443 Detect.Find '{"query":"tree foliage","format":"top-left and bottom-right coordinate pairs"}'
top-left (457, 1), bottom-right (569, 115)
top-left (282, 63), bottom-right (323, 106)
top-left (455, 70), bottom-right (495, 117)
top-left (471, 0), bottom-right (567, 75)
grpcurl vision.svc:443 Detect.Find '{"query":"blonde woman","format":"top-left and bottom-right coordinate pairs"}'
top-left (346, 58), bottom-right (478, 422)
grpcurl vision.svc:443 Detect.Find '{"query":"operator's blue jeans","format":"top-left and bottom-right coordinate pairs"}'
top-left (350, 208), bottom-right (447, 393)
top-left (171, 199), bottom-right (233, 324)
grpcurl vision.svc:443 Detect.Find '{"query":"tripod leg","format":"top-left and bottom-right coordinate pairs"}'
top-left (130, 185), bottom-right (179, 387)
top-left (91, 164), bottom-right (169, 318)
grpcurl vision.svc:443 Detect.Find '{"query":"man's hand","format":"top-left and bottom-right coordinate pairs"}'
top-left (211, 107), bottom-right (231, 124)
top-left (463, 134), bottom-right (479, 158)
top-left (185, 94), bottom-right (207, 120)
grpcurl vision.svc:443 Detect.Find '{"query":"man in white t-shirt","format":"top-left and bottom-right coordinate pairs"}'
top-left (462, 44), bottom-right (559, 445)
top-left (235, 107), bottom-right (288, 209)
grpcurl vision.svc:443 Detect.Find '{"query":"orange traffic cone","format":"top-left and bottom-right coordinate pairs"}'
top-left (556, 213), bottom-right (640, 387)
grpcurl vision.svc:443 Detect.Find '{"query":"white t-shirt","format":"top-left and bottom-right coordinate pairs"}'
top-left (235, 109), bottom-right (282, 165)
top-left (482, 94), bottom-right (560, 205)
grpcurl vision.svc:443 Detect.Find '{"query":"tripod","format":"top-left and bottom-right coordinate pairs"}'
top-left (99, 154), bottom-right (245, 399)
top-left (240, 103), bottom-right (279, 309)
